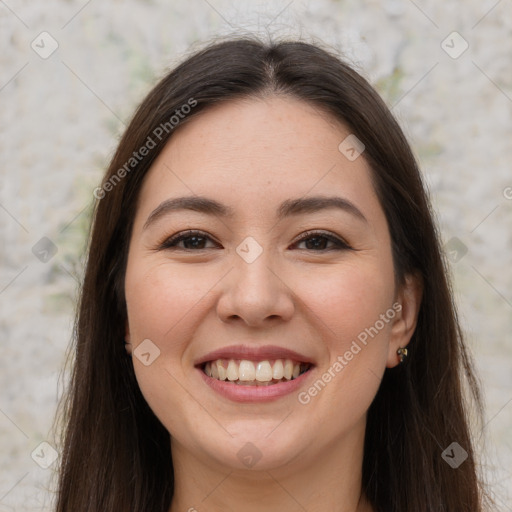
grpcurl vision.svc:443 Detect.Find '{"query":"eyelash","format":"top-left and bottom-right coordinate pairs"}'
top-left (157, 229), bottom-right (352, 252)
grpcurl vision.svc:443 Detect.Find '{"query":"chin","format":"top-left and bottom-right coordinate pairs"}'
top-left (196, 421), bottom-right (307, 471)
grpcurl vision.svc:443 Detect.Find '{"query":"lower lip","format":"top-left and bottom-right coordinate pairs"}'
top-left (197, 367), bottom-right (314, 403)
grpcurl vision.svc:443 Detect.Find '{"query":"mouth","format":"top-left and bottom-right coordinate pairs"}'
top-left (200, 358), bottom-right (313, 386)
top-left (194, 345), bottom-right (316, 402)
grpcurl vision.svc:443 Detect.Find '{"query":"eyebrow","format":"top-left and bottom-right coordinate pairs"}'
top-left (143, 194), bottom-right (368, 230)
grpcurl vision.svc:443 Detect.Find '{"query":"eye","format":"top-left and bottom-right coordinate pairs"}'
top-left (291, 230), bottom-right (351, 251)
top-left (157, 229), bottom-right (352, 252)
top-left (158, 230), bottom-right (219, 251)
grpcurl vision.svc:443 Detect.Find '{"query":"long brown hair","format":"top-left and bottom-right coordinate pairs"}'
top-left (54, 37), bottom-right (492, 511)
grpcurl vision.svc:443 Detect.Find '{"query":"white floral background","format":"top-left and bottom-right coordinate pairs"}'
top-left (0, 0), bottom-right (511, 510)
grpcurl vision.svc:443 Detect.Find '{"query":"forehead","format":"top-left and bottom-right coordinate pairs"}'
top-left (135, 95), bottom-right (381, 224)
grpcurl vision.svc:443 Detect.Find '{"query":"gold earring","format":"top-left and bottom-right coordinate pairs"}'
top-left (397, 347), bottom-right (408, 363)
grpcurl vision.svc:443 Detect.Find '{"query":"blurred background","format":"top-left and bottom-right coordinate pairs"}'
top-left (0, 0), bottom-right (511, 510)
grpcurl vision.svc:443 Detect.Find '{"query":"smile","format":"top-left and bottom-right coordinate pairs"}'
top-left (203, 359), bottom-right (312, 386)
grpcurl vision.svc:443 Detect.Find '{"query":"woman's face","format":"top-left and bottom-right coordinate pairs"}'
top-left (124, 96), bottom-right (420, 472)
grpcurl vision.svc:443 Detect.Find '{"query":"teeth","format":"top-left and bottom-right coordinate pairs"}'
top-left (272, 359), bottom-right (284, 379)
top-left (283, 359), bottom-right (294, 380)
top-left (239, 360), bottom-right (256, 381)
top-left (255, 361), bottom-right (273, 382)
top-left (216, 360), bottom-right (227, 381)
top-left (226, 360), bottom-right (238, 381)
top-left (211, 361), bottom-right (219, 379)
top-left (203, 358), bottom-right (309, 385)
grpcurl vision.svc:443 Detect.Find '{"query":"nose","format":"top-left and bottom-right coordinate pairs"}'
top-left (216, 249), bottom-right (295, 328)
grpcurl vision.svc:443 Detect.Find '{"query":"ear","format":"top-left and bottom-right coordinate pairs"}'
top-left (125, 322), bottom-right (133, 355)
top-left (386, 272), bottom-right (423, 368)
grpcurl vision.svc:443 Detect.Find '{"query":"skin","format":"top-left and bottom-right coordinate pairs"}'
top-left (124, 95), bottom-right (422, 512)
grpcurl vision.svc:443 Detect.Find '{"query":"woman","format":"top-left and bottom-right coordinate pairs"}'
top-left (54, 37), bottom-right (492, 511)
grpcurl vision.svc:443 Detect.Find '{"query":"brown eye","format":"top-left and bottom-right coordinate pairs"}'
top-left (158, 229), bottom-right (351, 252)
top-left (159, 230), bottom-right (219, 251)
top-left (292, 231), bottom-right (351, 251)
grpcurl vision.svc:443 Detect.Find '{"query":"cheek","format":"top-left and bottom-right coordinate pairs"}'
top-left (293, 259), bottom-right (395, 391)
top-left (125, 261), bottom-right (217, 347)
top-left (297, 259), bottom-right (395, 340)
top-left (291, 263), bottom-right (395, 431)
top-left (124, 261), bottom-right (217, 434)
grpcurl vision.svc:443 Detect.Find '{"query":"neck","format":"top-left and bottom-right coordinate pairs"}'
top-left (168, 419), bottom-right (373, 512)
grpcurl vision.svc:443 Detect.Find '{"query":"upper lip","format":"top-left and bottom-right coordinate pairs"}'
top-left (194, 345), bottom-right (315, 366)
